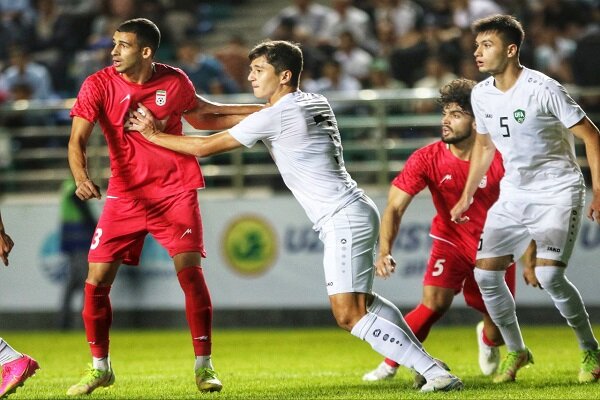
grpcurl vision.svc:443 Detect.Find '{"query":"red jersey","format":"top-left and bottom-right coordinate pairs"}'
top-left (393, 141), bottom-right (504, 256)
top-left (71, 63), bottom-right (204, 198)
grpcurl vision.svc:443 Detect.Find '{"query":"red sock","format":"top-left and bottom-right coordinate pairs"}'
top-left (383, 304), bottom-right (442, 368)
top-left (482, 328), bottom-right (499, 347)
top-left (177, 266), bottom-right (213, 356)
top-left (82, 283), bottom-right (112, 358)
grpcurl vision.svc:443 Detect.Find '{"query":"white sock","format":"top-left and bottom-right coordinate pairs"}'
top-left (92, 356), bottom-right (110, 371)
top-left (535, 266), bottom-right (599, 350)
top-left (368, 293), bottom-right (423, 349)
top-left (351, 312), bottom-right (448, 381)
top-left (474, 268), bottom-right (525, 352)
top-left (0, 338), bottom-right (22, 365)
top-left (195, 355), bottom-right (213, 371)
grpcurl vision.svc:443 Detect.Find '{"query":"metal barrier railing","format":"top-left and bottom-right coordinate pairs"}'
top-left (1, 87), bottom-right (598, 195)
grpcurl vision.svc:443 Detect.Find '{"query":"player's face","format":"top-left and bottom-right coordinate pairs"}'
top-left (473, 31), bottom-right (510, 75)
top-left (248, 55), bottom-right (284, 99)
top-left (441, 103), bottom-right (474, 144)
top-left (111, 31), bottom-right (145, 74)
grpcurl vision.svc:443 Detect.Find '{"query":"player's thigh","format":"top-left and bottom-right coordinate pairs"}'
top-left (320, 196), bottom-right (379, 296)
top-left (478, 199), bottom-right (530, 260)
top-left (423, 239), bottom-right (473, 293)
top-left (526, 202), bottom-right (583, 264)
top-left (147, 190), bottom-right (206, 259)
top-left (89, 197), bottom-right (147, 265)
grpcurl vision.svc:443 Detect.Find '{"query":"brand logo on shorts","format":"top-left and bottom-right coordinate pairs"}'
top-left (180, 228), bottom-right (192, 239)
top-left (155, 90), bottom-right (167, 106)
top-left (547, 246), bottom-right (561, 253)
top-left (513, 109), bottom-right (525, 123)
top-left (222, 215), bottom-right (277, 276)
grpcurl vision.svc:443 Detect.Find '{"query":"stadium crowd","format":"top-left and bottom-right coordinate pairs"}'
top-left (0, 0), bottom-right (598, 103)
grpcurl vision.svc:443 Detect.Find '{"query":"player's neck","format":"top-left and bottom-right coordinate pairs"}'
top-left (120, 62), bottom-right (155, 85)
top-left (448, 143), bottom-right (472, 161)
top-left (268, 85), bottom-right (295, 105)
top-left (492, 62), bottom-right (523, 92)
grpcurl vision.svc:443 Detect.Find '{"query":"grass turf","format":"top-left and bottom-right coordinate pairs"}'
top-left (2, 325), bottom-right (599, 399)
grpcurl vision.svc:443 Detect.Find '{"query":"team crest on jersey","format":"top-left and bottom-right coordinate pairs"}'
top-left (155, 90), bottom-right (167, 106)
top-left (478, 175), bottom-right (488, 189)
top-left (513, 109), bottom-right (525, 123)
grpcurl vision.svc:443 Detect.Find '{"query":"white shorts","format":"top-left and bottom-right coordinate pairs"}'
top-left (478, 198), bottom-right (582, 263)
top-left (319, 195), bottom-right (380, 296)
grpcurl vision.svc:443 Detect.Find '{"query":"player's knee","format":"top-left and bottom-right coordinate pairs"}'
top-left (332, 309), bottom-right (364, 332)
top-left (473, 268), bottom-right (503, 290)
top-left (534, 266), bottom-right (566, 292)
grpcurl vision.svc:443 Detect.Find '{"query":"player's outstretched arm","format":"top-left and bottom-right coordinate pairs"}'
top-left (0, 210), bottom-right (14, 266)
top-left (128, 104), bottom-right (243, 158)
top-left (185, 94), bottom-right (264, 130)
top-left (68, 117), bottom-right (101, 201)
top-left (375, 186), bottom-right (413, 278)
top-left (570, 116), bottom-right (600, 223)
top-left (450, 133), bottom-right (496, 224)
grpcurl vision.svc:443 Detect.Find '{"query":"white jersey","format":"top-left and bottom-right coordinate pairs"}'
top-left (472, 67), bottom-right (586, 204)
top-left (229, 90), bottom-right (364, 230)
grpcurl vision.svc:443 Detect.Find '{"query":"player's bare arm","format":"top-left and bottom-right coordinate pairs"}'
top-left (184, 94), bottom-right (263, 130)
top-left (570, 116), bottom-right (600, 223)
top-left (375, 186), bottom-right (413, 278)
top-left (128, 104), bottom-right (243, 157)
top-left (450, 133), bottom-right (496, 224)
top-left (0, 211), bottom-right (14, 266)
top-left (68, 116), bottom-right (102, 201)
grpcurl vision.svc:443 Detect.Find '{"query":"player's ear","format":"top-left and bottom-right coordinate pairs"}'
top-left (507, 43), bottom-right (518, 59)
top-left (280, 70), bottom-right (292, 86)
top-left (142, 46), bottom-right (153, 60)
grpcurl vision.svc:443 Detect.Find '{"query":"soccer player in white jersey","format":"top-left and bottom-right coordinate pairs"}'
top-left (128, 39), bottom-right (463, 392)
top-left (450, 14), bottom-right (600, 384)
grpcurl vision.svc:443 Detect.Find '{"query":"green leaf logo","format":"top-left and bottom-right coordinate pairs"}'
top-left (513, 109), bottom-right (525, 123)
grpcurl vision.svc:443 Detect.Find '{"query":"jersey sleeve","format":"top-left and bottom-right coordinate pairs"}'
top-left (392, 149), bottom-right (428, 196)
top-left (229, 107), bottom-right (281, 148)
top-left (539, 79), bottom-right (586, 129)
top-left (471, 88), bottom-right (490, 135)
top-left (70, 74), bottom-right (103, 123)
top-left (179, 70), bottom-right (199, 112)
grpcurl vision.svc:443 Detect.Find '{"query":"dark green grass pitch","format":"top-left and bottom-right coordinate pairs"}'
top-left (2, 325), bottom-right (599, 399)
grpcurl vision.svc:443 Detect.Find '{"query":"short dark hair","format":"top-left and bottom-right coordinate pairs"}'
top-left (438, 78), bottom-right (477, 114)
top-left (117, 18), bottom-right (161, 55)
top-left (472, 14), bottom-right (525, 51)
top-left (248, 40), bottom-right (303, 88)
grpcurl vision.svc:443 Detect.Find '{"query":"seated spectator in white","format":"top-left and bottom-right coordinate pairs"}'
top-left (319, 0), bottom-right (371, 48)
top-left (263, 0), bottom-right (333, 42)
top-left (373, 0), bottom-right (424, 38)
top-left (175, 39), bottom-right (239, 95)
top-left (334, 31), bottom-right (373, 84)
top-left (0, 45), bottom-right (55, 100)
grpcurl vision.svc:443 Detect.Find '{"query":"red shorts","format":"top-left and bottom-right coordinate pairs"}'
top-left (88, 190), bottom-right (206, 265)
top-left (423, 240), bottom-right (516, 314)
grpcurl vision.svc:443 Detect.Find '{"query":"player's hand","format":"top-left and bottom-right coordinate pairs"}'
top-left (0, 230), bottom-right (14, 266)
top-left (375, 254), bottom-right (396, 278)
top-left (522, 264), bottom-right (542, 289)
top-left (127, 103), bottom-right (168, 141)
top-left (450, 197), bottom-right (471, 224)
top-left (75, 179), bottom-right (101, 200)
top-left (586, 191), bottom-right (600, 225)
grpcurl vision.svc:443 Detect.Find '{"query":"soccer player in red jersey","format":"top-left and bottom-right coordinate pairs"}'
top-left (66, 18), bottom-right (261, 396)
top-left (362, 79), bottom-right (535, 386)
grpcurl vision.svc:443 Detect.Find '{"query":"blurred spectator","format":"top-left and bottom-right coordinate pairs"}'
top-left (0, 0), bottom-right (35, 59)
top-left (0, 45), bottom-right (55, 100)
top-left (319, 0), bottom-right (371, 47)
top-left (413, 56), bottom-right (457, 89)
top-left (364, 58), bottom-right (405, 89)
top-left (263, 0), bottom-right (333, 43)
top-left (449, 0), bottom-right (504, 29)
top-left (214, 33), bottom-right (252, 92)
top-left (532, 25), bottom-right (576, 83)
top-left (372, 0), bottom-right (424, 38)
top-left (302, 58), bottom-right (361, 93)
top-left (175, 39), bottom-right (239, 95)
top-left (88, 0), bottom-right (137, 51)
top-left (334, 30), bottom-right (373, 84)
